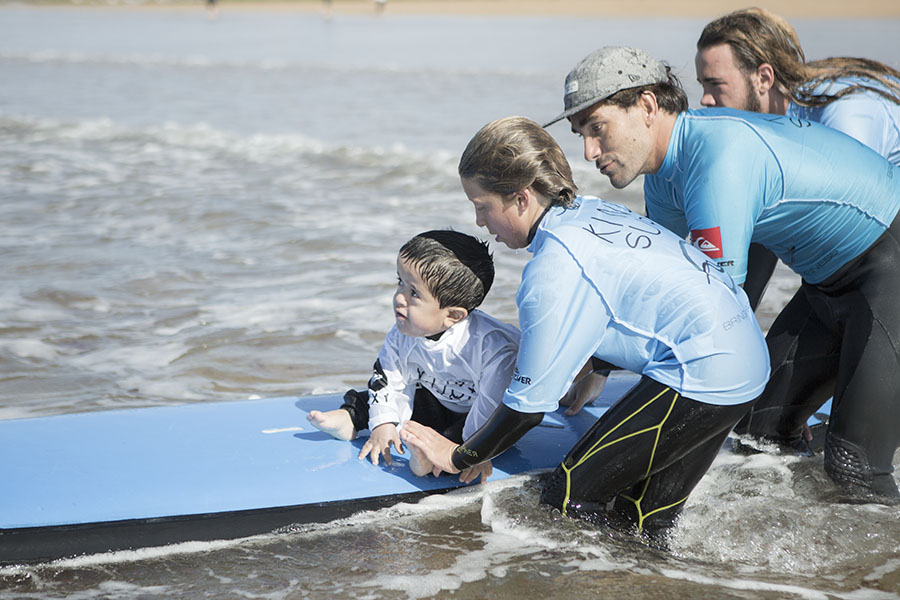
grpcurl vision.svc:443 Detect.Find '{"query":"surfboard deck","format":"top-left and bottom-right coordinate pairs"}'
top-left (0, 374), bottom-right (643, 565)
top-left (0, 373), bottom-right (830, 565)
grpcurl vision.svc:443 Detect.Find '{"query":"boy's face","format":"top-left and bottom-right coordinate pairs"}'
top-left (393, 256), bottom-right (457, 338)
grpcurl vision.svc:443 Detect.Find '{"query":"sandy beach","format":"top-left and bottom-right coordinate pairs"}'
top-left (15, 0), bottom-right (900, 18)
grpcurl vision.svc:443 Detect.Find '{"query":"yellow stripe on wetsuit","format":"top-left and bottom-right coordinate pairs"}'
top-left (558, 386), bottom-right (690, 532)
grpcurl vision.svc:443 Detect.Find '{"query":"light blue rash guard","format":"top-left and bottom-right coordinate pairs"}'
top-left (644, 108), bottom-right (900, 285)
top-left (502, 196), bottom-right (770, 413)
top-left (787, 76), bottom-right (900, 166)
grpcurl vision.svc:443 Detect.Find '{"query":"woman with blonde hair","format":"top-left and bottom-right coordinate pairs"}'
top-left (401, 116), bottom-right (770, 542)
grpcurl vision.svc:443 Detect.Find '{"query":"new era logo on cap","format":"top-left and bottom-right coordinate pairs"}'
top-left (544, 46), bottom-right (669, 127)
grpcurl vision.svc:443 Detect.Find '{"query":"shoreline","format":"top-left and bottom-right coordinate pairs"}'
top-left (7, 0), bottom-right (900, 18)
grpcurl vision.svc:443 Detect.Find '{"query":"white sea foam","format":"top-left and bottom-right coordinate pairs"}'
top-left (70, 342), bottom-right (188, 371)
top-left (365, 481), bottom-right (556, 599)
top-left (0, 539), bottom-right (245, 573)
top-left (1, 339), bottom-right (58, 361)
top-left (117, 376), bottom-right (207, 402)
top-left (0, 49), bottom-right (558, 79)
top-left (864, 557), bottom-right (900, 583)
top-left (12, 307), bottom-right (70, 323)
top-left (0, 406), bottom-right (39, 421)
top-left (656, 567), bottom-right (887, 600)
top-left (3, 113), bottom-right (457, 179)
top-left (671, 447), bottom-right (900, 583)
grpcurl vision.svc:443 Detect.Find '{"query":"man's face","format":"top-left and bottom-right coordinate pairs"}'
top-left (570, 101), bottom-right (654, 189)
top-left (695, 43), bottom-right (761, 112)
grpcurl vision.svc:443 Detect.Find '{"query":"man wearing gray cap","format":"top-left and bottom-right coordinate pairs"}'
top-left (545, 45), bottom-right (900, 504)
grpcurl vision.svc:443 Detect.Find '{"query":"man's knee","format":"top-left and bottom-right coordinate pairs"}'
top-left (824, 432), bottom-right (900, 502)
top-left (539, 467), bottom-right (610, 522)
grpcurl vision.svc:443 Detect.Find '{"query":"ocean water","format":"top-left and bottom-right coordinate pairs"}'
top-left (2, 5), bottom-right (900, 598)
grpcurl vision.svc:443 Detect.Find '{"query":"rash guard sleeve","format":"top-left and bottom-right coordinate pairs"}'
top-left (452, 403), bottom-right (544, 470)
top-left (501, 236), bottom-right (610, 414)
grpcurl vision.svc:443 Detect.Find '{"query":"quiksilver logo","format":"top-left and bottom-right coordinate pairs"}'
top-left (512, 371), bottom-right (532, 385)
top-left (694, 237), bottom-right (720, 253)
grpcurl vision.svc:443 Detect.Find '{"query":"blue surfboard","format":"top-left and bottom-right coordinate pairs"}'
top-left (0, 375), bottom-right (643, 564)
top-left (0, 373), bottom-right (830, 565)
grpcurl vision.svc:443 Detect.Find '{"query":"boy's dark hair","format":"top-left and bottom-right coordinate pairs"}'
top-left (399, 230), bottom-right (494, 313)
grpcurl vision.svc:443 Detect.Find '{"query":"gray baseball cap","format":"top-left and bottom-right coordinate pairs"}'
top-left (544, 46), bottom-right (668, 127)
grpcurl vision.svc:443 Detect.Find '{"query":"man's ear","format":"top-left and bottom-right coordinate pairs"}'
top-left (638, 90), bottom-right (660, 125)
top-left (755, 63), bottom-right (777, 95)
top-left (445, 307), bottom-right (469, 326)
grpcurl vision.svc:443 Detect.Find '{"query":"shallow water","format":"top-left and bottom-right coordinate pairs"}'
top-left (2, 5), bottom-right (899, 599)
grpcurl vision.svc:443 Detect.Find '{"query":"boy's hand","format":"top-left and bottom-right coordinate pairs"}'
top-left (360, 423), bottom-right (403, 466)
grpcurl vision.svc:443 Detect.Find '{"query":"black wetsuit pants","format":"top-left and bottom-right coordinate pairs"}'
top-left (341, 387), bottom-right (466, 444)
top-left (735, 213), bottom-right (900, 500)
top-left (541, 377), bottom-right (751, 537)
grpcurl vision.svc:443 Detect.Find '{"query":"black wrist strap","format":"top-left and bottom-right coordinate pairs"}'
top-left (451, 403), bottom-right (544, 470)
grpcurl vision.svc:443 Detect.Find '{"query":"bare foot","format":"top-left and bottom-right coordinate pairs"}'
top-left (408, 443), bottom-right (434, 477)
top-left (307, 409), bottom-right (356, 441)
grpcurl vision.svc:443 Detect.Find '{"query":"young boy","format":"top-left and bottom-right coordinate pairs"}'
top-left (307, 230), bottom-right (519, 479)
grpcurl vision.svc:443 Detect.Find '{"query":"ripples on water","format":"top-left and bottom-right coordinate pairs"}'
top-left (3, 457), bottom-right (900, 599)
top-left (1, 6), bottom-right (899, 599)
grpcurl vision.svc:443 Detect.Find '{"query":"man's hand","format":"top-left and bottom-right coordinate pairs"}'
top-left (459, 460), bottom-right (493, 484)
top-left (559, 370), bottom-right (609, 416)
top-left (400, 420), bottom-right (460, 476)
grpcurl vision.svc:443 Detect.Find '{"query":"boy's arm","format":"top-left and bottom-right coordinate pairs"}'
top-left (366, 328), bottom-right (413, 431)
top-left (357, 328), bottom-right (413, 466)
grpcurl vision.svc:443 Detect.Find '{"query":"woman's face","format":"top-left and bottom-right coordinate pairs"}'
top-left (461, 177), bottom-right (532, 250)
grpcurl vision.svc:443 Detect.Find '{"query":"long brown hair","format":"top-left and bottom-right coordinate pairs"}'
top-left (458, 116), bottom-right (577, 208)
top-left (697, 7), bottom-right (900, 108)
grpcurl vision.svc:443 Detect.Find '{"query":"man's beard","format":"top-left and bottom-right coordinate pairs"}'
top-left (742, 72), bottom-right (762, 112)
